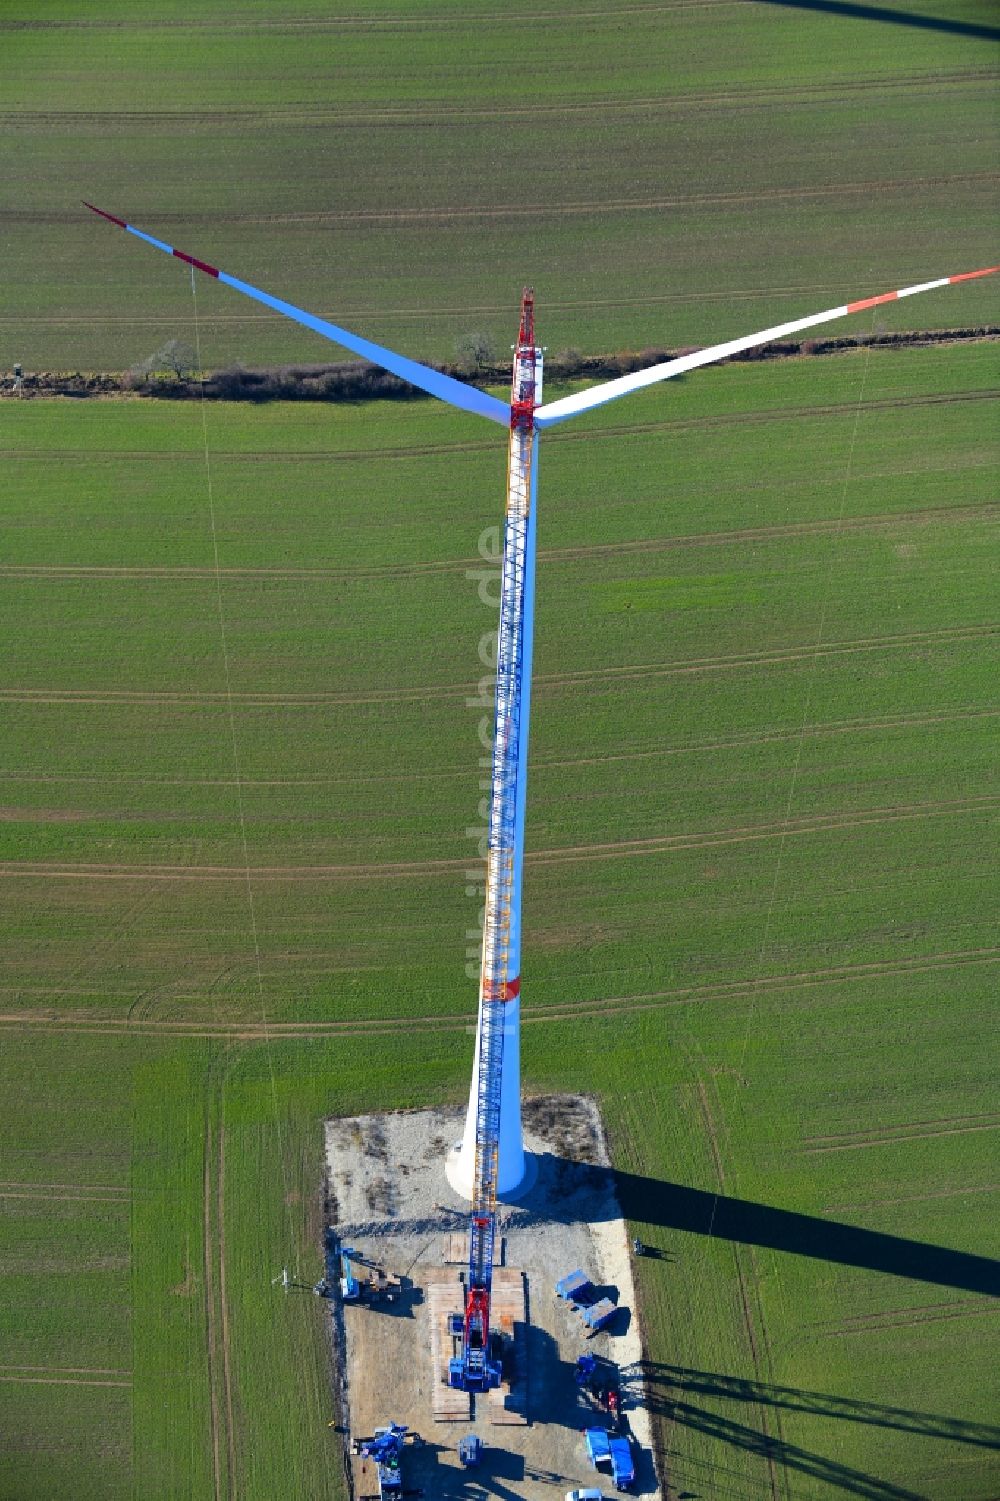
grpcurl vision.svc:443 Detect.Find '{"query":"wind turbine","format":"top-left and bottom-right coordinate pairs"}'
top-left (82, 202), bottom-right (996, 1389)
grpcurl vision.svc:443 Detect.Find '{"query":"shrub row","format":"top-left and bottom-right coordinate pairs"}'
top-left (5, 327), bottom-right (997, 402)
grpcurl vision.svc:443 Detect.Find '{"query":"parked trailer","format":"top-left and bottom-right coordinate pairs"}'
top-left (584, 1428), bottom-right (612, 1467)
top-left (584, 1428), bottom-right (634, 1493)
top-left (608, 1435), bottom-right (634, 1491)
top-left (556, 1268), bottom-right (594, 1302)
top-left (580, 1297), bottom-right (617, 1335)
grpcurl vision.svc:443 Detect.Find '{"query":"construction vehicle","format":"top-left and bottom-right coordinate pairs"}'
top-left (339, 1248), bottom-right (361, 1303)
top-left (575, 1354), bottom-right (622, 1422)
top-left (354, 1422), bottom-right (408, 1498)
top-left (328, 1234), bottom-right (401, 1305)
top-left (584, 1428), bottom-right (634, 1492)
top-left (458, 1433), bottom-right (483, 1467)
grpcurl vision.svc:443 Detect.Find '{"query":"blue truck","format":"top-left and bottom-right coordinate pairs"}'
top-left (584, 1427), bottom-right (634, 1492)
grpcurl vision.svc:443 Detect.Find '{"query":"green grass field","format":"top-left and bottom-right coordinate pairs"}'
top-left (2, 0), bottom-right (998, 371)
top-left (2, 1), bottom-right (999, 1497)
top-left (2, 339), bottom-right (998, 1499)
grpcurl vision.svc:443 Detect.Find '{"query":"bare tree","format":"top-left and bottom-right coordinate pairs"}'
top-left (455, 331), bottom-right (495, 374)
top-left (132, 338), bottom-right (198, 380)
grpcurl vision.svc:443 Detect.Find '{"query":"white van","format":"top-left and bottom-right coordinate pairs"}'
top-left (565, 1490), bottom-right (604, 1501)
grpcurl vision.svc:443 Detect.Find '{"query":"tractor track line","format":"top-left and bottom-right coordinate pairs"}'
top-left (0, 1178), bottom-right (128, 1194)
top-left (3, 499), bottom-right (993, 586)
top-left (533, 625), bottom-right (998, 693)
top-left (0, 1372), bottom-right (132, 1386)
top-left (525, 794), bottom-right (1000, 868)
top-left (19, 171), bottom-right (997, 229)
top-left (696, 1082), bottom-right (782, 1501)
top-left (0, 1188), bottom-right (130, 1202)
top-left (0, 948), bottom-right (994, 1040)
top-left (2, 706), bottom-right (994, 792)
top-left (802, 1122), bottom-right (1000, 1154)
top-left (0, 942), bottom-right (990, 1038)
top-left (12, 291), bottom-right (997, 327)
top-left (0, 4), bottom-right (772, 36)
top-left (3, 67), bottom-right (991, 126)
top-left (532, 706), bottom-right (1000, 776)
top-left (203, 1115), bottom-right (225, 1501)
top-left (0, 1363), bottom-right (130, 1376)
top-left (827, 1302), bottom-right (999, 1337)
top-left (0, 624), bottom-right (993, 712)
top-left (805, 1109), bottom-right (1000, 1144)
top-left (832, 1296), bottom-right (981, 1324)
top-left (0, 793), bottom-right (994, 885)
top-left (822, 1183), bottom-right (999, 1213)
top-left (217, 1124), bottom-right (237, 1500)
top-left (5, 388), bottom-right (995, 472)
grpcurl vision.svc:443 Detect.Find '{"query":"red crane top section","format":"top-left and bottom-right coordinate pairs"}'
top-left (510, 287), bottom-right (537, 433)
top-left (517, 287), bottom-right (535, 349)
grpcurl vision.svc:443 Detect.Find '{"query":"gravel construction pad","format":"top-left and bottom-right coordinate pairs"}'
top-left (324, 1096), bottom-right (661, 1499)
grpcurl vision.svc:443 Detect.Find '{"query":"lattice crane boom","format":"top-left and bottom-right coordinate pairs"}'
top-left (449, 292), bottom-right (539, 1392)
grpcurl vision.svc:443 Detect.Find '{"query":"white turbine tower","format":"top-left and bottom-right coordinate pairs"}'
top-left (83, 201), bottom-right (996, 1387)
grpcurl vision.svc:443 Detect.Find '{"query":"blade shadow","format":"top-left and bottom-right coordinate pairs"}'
top-left (644, 1364), bottom-right (1000, 1450)
top-left (748, 0), bottom-right (1000, 41)
top-left (655, 1395), bottom-right (927, 1500)
top-left (612, 1171), bottom-right (1000, 1297)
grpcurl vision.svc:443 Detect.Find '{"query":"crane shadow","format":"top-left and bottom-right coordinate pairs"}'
top-left (405, 1437), bottom-right (526, 1501)
top-left (747, 0), bottom-right (1000, 42)
top-left (611, 1169), bottom-right (1000, 1298)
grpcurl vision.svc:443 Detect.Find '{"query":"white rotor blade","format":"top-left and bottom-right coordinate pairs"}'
top-left (535, 265), bottom-right (999, 428)
top-left (84, 202), bottom-right (510, 426)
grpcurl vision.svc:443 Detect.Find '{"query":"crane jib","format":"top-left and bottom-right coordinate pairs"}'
top-left (454, 292), bottom-right (538, 1392)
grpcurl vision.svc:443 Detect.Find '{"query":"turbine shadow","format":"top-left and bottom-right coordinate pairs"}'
top-left (748, 0), bottom-right (1000, 42)
top-left (612, 1170), bottom-right (1000, 1298)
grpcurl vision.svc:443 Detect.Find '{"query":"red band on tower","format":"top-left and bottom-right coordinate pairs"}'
top-left (482, 976), bottom-right (520, 1002)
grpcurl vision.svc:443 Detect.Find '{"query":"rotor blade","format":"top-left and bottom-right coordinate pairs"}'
top-left (534, 265), bottom-right (999, 428)
top-left (83, 202), bottom-right (510, 426)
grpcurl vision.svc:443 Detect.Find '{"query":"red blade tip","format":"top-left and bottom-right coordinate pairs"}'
top-left (83, 201), bottom-right (127, 230)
